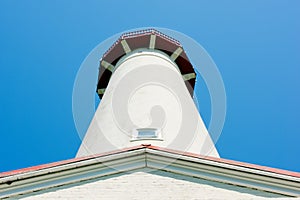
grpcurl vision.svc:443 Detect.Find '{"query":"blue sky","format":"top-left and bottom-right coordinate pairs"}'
top-left (0, 1), bottom-right (299, 173)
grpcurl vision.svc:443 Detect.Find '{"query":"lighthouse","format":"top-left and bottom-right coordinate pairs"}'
top-left (76, 29), bottom-right (219, 158)
top-left (2, 29), bottom-right (300, 200)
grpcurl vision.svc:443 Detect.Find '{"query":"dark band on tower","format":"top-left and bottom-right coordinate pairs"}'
top-left (97, 29), bottom-right (196, 99)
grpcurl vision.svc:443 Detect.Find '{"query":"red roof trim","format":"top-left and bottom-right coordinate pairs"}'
top-left (0, 145), bottom-right (145, 178)
top-left (147, 146), bottom-right (300, 178)
top-left (1, 145), bottom-right (300, 179)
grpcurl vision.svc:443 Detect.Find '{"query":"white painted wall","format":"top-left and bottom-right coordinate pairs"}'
top-left (77, 50), bottom-right (219, 157)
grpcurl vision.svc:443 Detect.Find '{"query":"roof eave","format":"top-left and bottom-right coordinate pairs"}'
top-left (1, 145), bottom-right (300, 198)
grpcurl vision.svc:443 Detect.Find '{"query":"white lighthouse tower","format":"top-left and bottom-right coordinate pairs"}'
top-left (77, 29), bottom-right (219, 158)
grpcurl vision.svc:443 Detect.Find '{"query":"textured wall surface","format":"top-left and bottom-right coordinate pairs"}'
top-left (18, 169), bottom-right (297, 200)
top-left (77, 50), bottom-right (219, 158)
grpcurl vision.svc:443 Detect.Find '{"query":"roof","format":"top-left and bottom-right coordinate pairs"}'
top-left (96, 29), bottom-right (196, 98)
top-left (1, 145), bottom-right (300, 198)
top-left (11, 171), bottom-right (294, 200)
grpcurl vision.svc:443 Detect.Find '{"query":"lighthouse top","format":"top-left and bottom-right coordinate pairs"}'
top-left (96, 29), bottom-right (196, 99)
